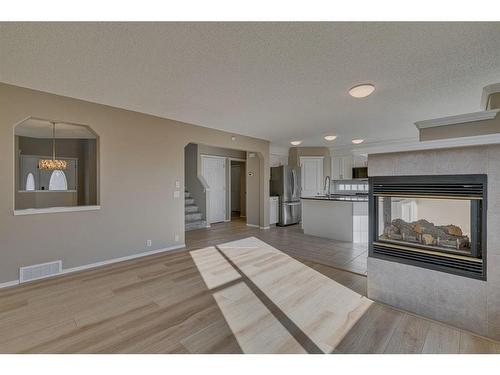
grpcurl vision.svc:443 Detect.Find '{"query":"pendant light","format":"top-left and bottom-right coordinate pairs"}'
top-left (38, 122), bottom-right (67, 170)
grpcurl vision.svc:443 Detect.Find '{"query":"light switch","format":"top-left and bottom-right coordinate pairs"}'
top-left (173, 190), bottom-right (180, 198)
top-left (175, 180), bottom-right (180, 188)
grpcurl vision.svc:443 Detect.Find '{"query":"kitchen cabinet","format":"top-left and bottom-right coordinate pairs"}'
top-left (332, 155), bottom-right (367, 180)
top-left (269, 196), bottom-right (279, 225)
top-left (332, 156), bottom-right (353, 180)
top-left (353, 155), bottom-right (368, 168)
top-left (301, 197), bottom-right (368, 242)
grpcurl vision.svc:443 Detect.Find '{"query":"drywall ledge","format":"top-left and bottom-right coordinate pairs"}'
top-left (414, 109), bottom-right (500, 129)
top-left (13, 205), bottom-right (101, 216)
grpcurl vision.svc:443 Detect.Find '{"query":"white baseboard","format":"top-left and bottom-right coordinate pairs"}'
top-left (246, 223), bottom-right (270, 230)
top-left (0, 279), bottom-right (20, 289)
top-left (61, 244), bottom-right (186, 275)
top-left (0, 243), bottom-right (186, 289)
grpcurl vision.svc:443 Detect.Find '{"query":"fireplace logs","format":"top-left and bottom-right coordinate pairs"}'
top-left (382, 218), bottom-right (470, 250)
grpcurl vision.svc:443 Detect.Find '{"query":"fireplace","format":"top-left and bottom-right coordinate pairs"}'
top-left (369, 175), bottom-right (487, 280)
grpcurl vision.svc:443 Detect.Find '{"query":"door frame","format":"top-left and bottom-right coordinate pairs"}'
top-left (200, 154), bottom-right (227, 224)
top-left (227, 157), bottom-right (246, 222)
top-left (299, 156), bottom-right (324, 197)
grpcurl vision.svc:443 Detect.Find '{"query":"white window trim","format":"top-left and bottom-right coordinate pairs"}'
top-left (14, 205), bottom-right (101, 216)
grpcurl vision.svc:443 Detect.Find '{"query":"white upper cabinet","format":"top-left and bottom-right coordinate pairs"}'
top-left (332, 156), bottom-right (353, 180)
top-left (353, 155), bottom-right (368, 168)
top-left (332, 155), bottom-right (367, 180)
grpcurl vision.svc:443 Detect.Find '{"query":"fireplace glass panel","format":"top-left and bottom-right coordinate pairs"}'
top-left (377, 197), bottom-right (472, 255)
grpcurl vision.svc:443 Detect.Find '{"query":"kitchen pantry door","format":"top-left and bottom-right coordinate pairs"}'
top-left (300, 157), bottom-right (324, 197)
top-left (201, 155), bottom-right (226, 223)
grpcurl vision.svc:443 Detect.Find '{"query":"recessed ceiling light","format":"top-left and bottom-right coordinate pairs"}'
top-left (290, 140), bottom-right (302, 146)
top-left (231, 136), bottom-right (236, 141)
top-left (352, 139), bottom-right (364, 144)
top-left (324, 135), bottom-right (337, 141)
top-left (349, 83), bottom-right (375, 98)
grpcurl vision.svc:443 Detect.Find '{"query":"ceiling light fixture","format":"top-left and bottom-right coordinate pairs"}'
top-left (348, 83), bottom-right (375, 98)
top-left (38, 122), bottom-right (67, 171)
top-left (290, 140), bottom-right (302, 146)
top-left (351, 139), bottom-right (364, 145)
top-left (324, 135), bottom-right (337, 141)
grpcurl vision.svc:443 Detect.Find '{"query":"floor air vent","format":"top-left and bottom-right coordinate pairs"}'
top-left (19, 260), bottom-right (62, 283)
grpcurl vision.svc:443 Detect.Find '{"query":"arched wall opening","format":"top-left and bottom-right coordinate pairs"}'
top-left (183, 142), bottom-right (266, 231)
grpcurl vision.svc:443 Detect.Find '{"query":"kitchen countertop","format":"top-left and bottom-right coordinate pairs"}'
top-left (301, 194), bottom-right (368, 202)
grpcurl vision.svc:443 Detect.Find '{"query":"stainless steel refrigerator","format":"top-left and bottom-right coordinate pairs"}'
top-left (270, 166), bottom-right (301, 226)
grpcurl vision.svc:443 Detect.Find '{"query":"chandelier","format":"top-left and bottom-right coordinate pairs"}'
top-left (38, 122), bottom-right (67, 171)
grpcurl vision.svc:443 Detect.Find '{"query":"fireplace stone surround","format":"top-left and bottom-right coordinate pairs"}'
top-left (367, 145), bottom-right (500, 340)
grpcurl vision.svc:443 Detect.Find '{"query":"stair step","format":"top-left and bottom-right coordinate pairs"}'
top-left (185, 198), bottom-right (195, 205)
top-left (186, 212), bottom-right (202, 222)
top-left (185, 205), bottom-right (199, 213)
top-left (184, 191), bottom-right (191, 198)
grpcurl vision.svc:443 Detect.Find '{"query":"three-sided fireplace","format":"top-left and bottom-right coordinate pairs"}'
top-left (369, 175), bottom-right (487, 280)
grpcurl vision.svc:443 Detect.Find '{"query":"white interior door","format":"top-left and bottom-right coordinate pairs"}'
top-left (201, 155), bottom-right (226, 223)
top-left (300, 157), bottom-right (324, 197)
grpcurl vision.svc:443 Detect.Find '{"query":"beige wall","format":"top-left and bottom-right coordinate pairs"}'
top-left (0, 83), bottom-right (270, 283)
top-left (288, 146), bottom-right (331, 179)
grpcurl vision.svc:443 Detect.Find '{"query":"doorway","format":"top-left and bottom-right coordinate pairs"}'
top-left (201, 155), bottom-right (226, 224)
top-left (230, 160), bottom-right (246, 219)
top-left (300, 156), bottom-right (324, 197)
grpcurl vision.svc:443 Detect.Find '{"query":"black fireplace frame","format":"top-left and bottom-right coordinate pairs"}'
top-left (369, 174), bottom-right (487, 280)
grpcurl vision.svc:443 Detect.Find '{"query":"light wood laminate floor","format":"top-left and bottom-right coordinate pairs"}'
top-left (187, 219), bottom-right (369, 275)
top-left (0, 219), bottom-right (498, 353)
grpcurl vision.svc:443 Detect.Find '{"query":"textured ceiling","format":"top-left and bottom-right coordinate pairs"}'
top-left (1, 22), bottom-right (500, 147)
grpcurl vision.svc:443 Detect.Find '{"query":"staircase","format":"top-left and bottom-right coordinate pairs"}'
top-left (185, 191), bottom-right (207, 231)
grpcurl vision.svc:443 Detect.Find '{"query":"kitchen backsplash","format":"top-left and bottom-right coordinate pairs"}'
top-left (331, 179), bottom-right (368, 194)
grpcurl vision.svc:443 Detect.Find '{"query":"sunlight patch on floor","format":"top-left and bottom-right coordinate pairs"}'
top-left (189, 246), bottom-right (241, 289)
top-left (190, 238), bottom-right (372, 353)
top-left (213, 282), bottom-right (306, 354)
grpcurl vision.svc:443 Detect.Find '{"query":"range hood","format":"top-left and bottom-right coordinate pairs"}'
top-left (415, 84), bottom-right (500, 142)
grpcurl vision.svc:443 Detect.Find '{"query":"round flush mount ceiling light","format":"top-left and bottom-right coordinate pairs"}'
top-left (352, 139), bottom-right (364, 144)
top-left (348, 83), bottom-right (375, 98)
top-left (324, 135), bottom-right (337, 141)
top-left (290, 140), bottom-right (302, 146)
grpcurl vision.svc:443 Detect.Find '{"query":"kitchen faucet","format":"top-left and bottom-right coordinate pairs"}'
top-left (323, 175), bottom-right (331, 197)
